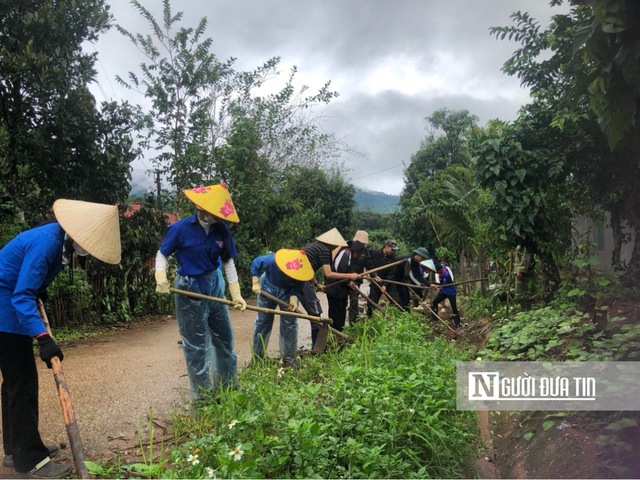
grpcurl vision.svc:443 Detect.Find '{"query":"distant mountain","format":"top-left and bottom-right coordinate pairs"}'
top-left (354, 188), bottom-right (399, 213)
top-left (130, 183), bottom-right (399, 214)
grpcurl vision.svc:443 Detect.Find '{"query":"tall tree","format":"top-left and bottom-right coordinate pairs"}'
top-left (398, 108), bottom-right (480, 255)
top-left (118, 0), bottom-right (342, 200)
top-left (0, 0), bottom-right (137, 223)
top-left (491, 1), bottom-right (640, 275)
top-left (575, 0), bottom-right (640, 150)
top-left (470, 120), bottom-right (570, 298)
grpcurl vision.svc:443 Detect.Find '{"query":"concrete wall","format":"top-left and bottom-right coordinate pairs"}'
top-left (572, 214), bottom-right (634, 270)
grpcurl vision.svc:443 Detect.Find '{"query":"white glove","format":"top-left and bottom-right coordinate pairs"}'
top-left (229, 281), bottom-right (247, 311)
top-left (154, 270), bottom-right (170, 295)
top-left (288, 295), bottom-right (298, 312)
top-left (252, 276), bottom-right (261, 295)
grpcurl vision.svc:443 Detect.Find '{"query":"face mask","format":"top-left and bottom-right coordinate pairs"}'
top-left (73, 241), bottom-right (89, 257)
top-left (197, 209), bottom-right (217, 225)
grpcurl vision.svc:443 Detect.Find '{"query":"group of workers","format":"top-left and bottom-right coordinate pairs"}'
top-left (0, 183), bottom-right (461, 477)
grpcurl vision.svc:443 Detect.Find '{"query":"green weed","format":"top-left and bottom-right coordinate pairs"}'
top-left (93, 312), bottom-right (479, 478)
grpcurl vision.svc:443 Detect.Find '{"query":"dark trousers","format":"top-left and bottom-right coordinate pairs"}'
top-left (367, 282), bottom-right (383, 316)
top-left (327, 296), bottom-right (348, 332)
top-left (299, 281), bottom-right (323, 346)
top-left (0, 332), bottom-right (49, 473)
top-left (431, 291), bottom-right (461, 327)
top-left (347, 287), bottom-right (360, 324)
top-left (397, 285), bottom-right (410, 311)
top-left (398, 284), bottom-right (425, 311)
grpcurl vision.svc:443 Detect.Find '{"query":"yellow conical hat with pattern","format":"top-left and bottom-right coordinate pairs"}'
top-left (53, 199), bottom-right (121, 264)
top-left (274, 249), bottom-right (314, 281)
top-left (184, 184), bottom-right (239, 223)
top-left (316, 228), bottom-right (348, 247)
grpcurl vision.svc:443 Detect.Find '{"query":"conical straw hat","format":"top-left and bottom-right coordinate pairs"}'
top-left (316, 228), bottom-right (347, 247)
top-left (53, 199), bottom-right (121, 264)
top-left (184, 184), bottom-right (239, 223)
top-left (274, 249), bottom-right (314, 281)
top-left (420, 259), bottom-right (437, 272)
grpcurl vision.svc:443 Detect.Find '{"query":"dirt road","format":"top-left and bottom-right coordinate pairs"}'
top-left (0, 297), bottom-right (317, 478)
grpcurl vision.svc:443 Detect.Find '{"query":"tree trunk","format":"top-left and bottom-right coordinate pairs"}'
top-left (610, 205), bottom-right (625, 270)
top-left (538, 250), bottom-right (560, 302)
top-left (627, 226), bottom-right (640, 282)
top-left (477, 245), bottom-right (487, 295)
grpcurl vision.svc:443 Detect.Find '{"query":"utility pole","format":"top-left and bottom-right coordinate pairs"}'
top-left (155, 170), bottom-right (162, 210)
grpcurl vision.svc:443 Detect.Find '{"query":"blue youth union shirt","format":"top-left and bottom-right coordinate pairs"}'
top-left (159, 213), bottom-right (238, 276)
top-left (250, 253), bottom-right (303, 297)
top-left (0, 223), bottom-right (65, 336)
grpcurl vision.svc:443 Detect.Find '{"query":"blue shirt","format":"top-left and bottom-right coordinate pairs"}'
top-left (0, 223), bottom-right (65, 336)
top-left (437, 267), bottom-right (457, 296)
top-left (159, 213), bottom-right (238, 276)
top-left (250, 253), bottom-right (303, 297)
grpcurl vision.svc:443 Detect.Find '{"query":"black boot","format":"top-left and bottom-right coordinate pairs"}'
top-left (452, 314), bottom-right (461, 329)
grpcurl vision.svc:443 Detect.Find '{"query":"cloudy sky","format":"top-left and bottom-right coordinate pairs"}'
top-left (87, 0), bottom-right (563, 196)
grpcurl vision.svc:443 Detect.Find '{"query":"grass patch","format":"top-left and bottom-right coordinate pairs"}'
top-left (90, 312), bottom-right (479, 479)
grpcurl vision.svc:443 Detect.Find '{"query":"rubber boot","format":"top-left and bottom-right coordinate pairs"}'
top-left (452, 314), bottom-right (461, 329)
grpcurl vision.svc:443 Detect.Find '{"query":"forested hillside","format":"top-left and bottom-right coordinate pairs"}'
top-left (354, 188), bottom-right (399, 213)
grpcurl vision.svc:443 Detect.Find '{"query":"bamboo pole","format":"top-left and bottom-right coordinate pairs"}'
top-left (37, 300), bottom-right (90, 479)
top-left (257, 290), bottom-right (349, 341)
top-left (323, 258), bottom-right (409, 289)
top-left (170, 288), bottom-right (332, 325)
top-left (367, 279), bottom-right (404, 309)
top-left (350, 284), bottom-right (393, 320)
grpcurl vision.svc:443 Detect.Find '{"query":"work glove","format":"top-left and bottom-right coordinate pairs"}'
top-left (251, 276), bottom-right (261, 295)
top-left (36, 334), bottom-right (63, 368)
top-left (155, 270), bottom-right (170, 294)
top-left (229, 281), bottom-right (247, 311)
top-left (288, 295), bottom-right (298, 312)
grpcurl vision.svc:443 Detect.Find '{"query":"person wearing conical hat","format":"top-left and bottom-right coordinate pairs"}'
top-left (299, 228), bottom-right (361, 348)
top-left (395, 247), bottom-right (433, 311)
top-left (0, 199), bottom-right (120, 478)
top-left (426, 261), bottom-right (462, 329)
top-left (324, 235), bottom-right (365, 333)
top-left (154, 184), bottom-right (246, 400)
top-left (250, 249), bottom-right (314, 368)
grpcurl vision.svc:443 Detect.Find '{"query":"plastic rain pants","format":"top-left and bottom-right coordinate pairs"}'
top-left (174, 269), bottom-right (237, 400)
top-left (252, 275), bottom-right (298, 363)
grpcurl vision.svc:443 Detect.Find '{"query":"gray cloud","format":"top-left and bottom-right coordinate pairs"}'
top-left (94, 0), bottom-right (564, 195)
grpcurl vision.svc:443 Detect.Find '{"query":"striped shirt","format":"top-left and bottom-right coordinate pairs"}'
top-left (302, 241), bottom-right (331, 273)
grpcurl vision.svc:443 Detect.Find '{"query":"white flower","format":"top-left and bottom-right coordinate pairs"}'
top-left (229, 445), bottom-right (244, 461)
top-left (228, 419), bottom-right (238, 429)
top-left (277, 367), bottom-right (285, 378)
top-left (205, 467), bottom-right (215, 478)
top-left (187, 453), bottom-right (200, 465)
top-left (383, 397), bottom-right (389, 402)
top-left (409, 408), bottom-right (415, 414)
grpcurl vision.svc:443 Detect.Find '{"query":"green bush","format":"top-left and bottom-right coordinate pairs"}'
top-left (46, 269), bottom-right (95, 327)
top-left (479, 301), bottom-right (640, 362)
